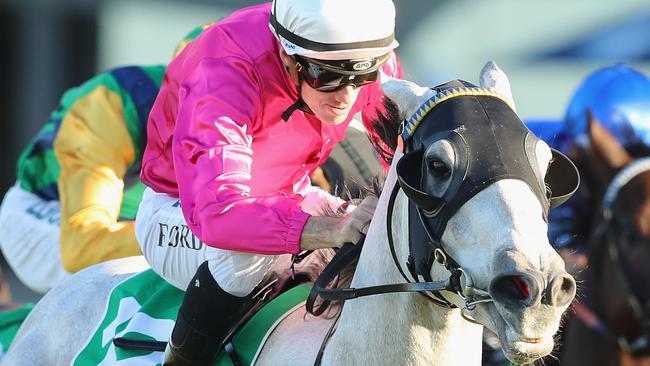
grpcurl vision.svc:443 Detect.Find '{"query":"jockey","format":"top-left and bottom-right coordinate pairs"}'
top-left (0, 26), bottom-right (209, 294)
top-left (135, 1), bottom-right (402, 364)
top-left (548, 64), bottom-right (650, 267)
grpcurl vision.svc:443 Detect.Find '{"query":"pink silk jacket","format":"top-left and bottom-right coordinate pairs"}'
top-left (141, 3), bottom-right (403, 255)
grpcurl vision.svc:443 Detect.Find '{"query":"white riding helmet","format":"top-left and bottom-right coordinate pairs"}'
top-left (269, 0), bottom-right (399, 61)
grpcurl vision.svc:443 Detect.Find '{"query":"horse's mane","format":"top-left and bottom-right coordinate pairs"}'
top-left (366, 78), bottom-right (440, 166)
top-left (299, 80), bottom-right (431, 315)
top-left (334, 175), bottom-right (385, 286)
top-left (368, 96), bottom-right (403, 166)
top-left (294, 176), bottom-right (386, 317)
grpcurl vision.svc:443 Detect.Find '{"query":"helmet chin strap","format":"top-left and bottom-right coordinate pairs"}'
top-left (281, 98), bottom-right (312, 121)
top-left (281, 62), bottom-right (314, 121)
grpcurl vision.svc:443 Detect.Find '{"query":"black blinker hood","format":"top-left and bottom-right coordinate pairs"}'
top-left (395, 80), bottom-right (580, 277)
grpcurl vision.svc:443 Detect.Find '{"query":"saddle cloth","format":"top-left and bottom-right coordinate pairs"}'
top-left (72, 269), bottom-right (310, 365)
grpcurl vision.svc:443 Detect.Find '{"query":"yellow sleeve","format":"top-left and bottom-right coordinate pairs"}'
top-left (54, 86), bottom-right (142, 273)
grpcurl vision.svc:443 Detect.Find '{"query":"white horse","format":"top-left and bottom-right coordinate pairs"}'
top-left (4, 62), bottom-right (577, 366)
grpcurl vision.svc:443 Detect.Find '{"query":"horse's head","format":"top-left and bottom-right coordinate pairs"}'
top-left (601, 161), bottom-right (650, 359)
top-left (568, 110), bottom-right (650, 358)
top-left (380, 64), bottom-right (579, 364)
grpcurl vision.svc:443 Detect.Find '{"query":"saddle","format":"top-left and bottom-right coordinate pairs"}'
top-left (76, 267), bottom-right (313, 366)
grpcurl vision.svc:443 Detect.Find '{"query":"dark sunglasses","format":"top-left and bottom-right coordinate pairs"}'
top-left (294, 56), bottom-right (380, 92)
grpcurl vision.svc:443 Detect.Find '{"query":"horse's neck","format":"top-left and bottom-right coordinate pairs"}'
top-left (322, 176), bottom-right (483, 365)
top-left (324, 254), bottom-right (483, 365)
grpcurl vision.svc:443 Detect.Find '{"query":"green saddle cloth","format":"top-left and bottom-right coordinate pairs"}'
top-left (72, 269), bottom-right (310, 365)
top-left (0, 303), bottom-right (35, 357)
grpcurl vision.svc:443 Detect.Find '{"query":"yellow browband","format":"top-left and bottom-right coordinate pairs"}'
top-left (401, 86), bottom-right (515, 140)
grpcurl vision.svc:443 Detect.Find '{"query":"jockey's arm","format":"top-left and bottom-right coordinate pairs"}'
top-left (54, 88), bottom-right (142, 273)
top-left (169, 56), bottom-right (379, 255)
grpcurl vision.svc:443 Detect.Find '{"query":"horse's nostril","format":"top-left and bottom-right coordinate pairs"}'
top-left (545, 274), bottom-right (576, 307)
top-left (512, 276), bottom-right (531, 299)
top-left (490, 274), bottom-right (536, 306)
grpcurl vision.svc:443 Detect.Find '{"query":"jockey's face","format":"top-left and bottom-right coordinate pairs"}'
top-left (278, 47), bottom-right (362, 125)
top-left (301, 81), bottom-right (361, 125)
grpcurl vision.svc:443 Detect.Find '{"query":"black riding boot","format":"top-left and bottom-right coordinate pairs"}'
top-left (163, 261), bottom-right (252, 366)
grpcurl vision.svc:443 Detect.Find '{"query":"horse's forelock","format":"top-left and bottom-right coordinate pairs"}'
top-left (368, 96), bottom-right (401, 166)
top-left (368, 80), bottom-right (437, 166)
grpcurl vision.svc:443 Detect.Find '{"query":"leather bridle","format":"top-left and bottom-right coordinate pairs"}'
top-left (308, 83), bottom-right (580, 366)
top-left (306, 179), bottom-right (493, 315)
top-left (308, 83), bottom-right (579, 316)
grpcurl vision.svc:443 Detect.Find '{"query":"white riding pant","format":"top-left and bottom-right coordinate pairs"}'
top-left (135, 187), bottom-right (340, 297)
top-left (135, 188), bottom-right (281, 297)
top-left (0, 184), bottom-right (70, 293)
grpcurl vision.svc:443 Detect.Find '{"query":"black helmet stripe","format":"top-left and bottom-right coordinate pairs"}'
top-left (269, 11), bottom-right (395, 53)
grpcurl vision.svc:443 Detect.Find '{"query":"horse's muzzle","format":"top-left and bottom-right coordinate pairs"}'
top-left (489, 270), bottom-right (576, 309)
top-left (487, 249), bottom-right (577, 310)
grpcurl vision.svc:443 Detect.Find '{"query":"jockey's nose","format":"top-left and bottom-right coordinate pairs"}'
top-left (333, 85), bottom-right (357, 104)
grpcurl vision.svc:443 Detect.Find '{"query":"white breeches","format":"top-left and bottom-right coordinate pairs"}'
top-left (0, 184), bottom-right (70, 293)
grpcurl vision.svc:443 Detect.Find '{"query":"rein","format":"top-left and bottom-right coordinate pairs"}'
top-left (576, 157), bottom-right (650, 357)
top-left (307, 182), bottom-right (491, 366)
top-left (306, 181), bottom-right (493, 317)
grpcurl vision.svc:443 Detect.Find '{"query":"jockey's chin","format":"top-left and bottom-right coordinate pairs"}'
top-left (301, 82), bottom-right (360, 125)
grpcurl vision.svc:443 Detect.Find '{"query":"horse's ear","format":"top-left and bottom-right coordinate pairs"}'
top-left (588, 109), bottom-right (632, 169)
top-left (547, 148), bottom-right (580, 208)
top-left (381, 77), bottom-right (436, 120)
top-left (396, 150), bottom-right (444, 212)
top-left (479, 61), bottom-right (517, 113)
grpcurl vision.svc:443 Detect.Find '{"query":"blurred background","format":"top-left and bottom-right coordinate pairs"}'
top-left (0, 0), bottom-right (649, 302)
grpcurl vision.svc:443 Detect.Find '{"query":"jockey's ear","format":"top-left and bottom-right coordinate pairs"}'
top-left (479, 61), bottom-right (517, 114)
top-left (378, 69), bottom-right (391, 84)
top-left (277, 47), bottom-right (300, 85)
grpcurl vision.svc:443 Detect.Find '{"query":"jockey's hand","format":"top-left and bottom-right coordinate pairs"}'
top-left (300, 196), bottom-right (378, 250)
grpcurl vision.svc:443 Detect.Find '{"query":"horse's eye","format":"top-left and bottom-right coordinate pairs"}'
top-left (430, 160), bottom-right (451, 179)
